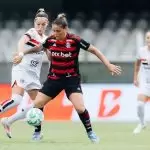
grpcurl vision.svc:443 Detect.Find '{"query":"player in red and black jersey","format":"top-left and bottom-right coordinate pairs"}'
top-left (14, 13), bottom-right (121, 143)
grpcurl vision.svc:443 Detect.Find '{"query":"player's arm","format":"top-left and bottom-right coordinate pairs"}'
top-left (133, 59), bottom-right (141, 87)
top-left (79, 38), bottom-right (121, 75)
top-left (22, 36), bottom-right (50, 55)
top-left (13, 35), bottom-right (32, 64)
top-left (13, 37), bottom-right (48, 64)
top-left (16, 35), bottom-right (31, 56)
top-left (23, 44), bottom-right (43, 55)
top-left (45, 50), bottom-right (51, 61)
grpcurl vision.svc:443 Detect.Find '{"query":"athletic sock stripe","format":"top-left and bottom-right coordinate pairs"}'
top-left (1, 99), bottom-right (12, 106)
top-left (2, 100), bottom-right (14, 109)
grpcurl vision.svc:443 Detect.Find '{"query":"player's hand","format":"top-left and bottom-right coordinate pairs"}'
top-left (13, 55), bottom-right (23, 64)
top-left (108, 64), bottom-right (122, 76)
top-left (133, 79), bottom-right (139, 87)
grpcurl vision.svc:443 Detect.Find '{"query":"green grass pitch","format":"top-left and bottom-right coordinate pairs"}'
top-left (0, 121), bottom-right (149, 150)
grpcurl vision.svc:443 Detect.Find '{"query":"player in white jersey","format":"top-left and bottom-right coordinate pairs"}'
top-left (133, 31), bottom-right (150, 134)
top-left (0, 8), bottom-right (49, 140)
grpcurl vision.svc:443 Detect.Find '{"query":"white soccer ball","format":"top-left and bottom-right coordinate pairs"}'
top-left (26, 108), bottom-right (44, 126)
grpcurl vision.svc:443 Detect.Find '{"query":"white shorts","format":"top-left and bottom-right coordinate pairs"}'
top-left (11, 69), bottom-right (41, 91)
top-left (138, 84), bottom-right (150, 97)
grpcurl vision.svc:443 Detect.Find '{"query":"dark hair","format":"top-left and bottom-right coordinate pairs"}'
top-left (35, 8), bottom-right (48, 19)
top-left (52, 13), bottom-right (68, 28)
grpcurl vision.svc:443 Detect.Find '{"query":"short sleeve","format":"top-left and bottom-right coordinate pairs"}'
top-left (42, 38), bottom-right (49, 49)
top-left (24, 28), bottom-right (36, 40)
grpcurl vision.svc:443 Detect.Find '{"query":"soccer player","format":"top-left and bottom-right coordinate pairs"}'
top-left (14, 13), bottom-right (122, 143)
top-left (133, 31), bottom-right (150, 134)
top-left (0, 8), bottom-right (49, 140)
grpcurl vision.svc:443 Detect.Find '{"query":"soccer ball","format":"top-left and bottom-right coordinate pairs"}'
top-left (26, 108), bottom-right (44, 126)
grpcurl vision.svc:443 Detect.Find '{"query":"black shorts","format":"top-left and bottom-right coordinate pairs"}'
top-left (39, 76), bottom-right (82, 99)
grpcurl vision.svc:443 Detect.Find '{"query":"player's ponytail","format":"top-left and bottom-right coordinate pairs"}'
top-left (52, 13), bottom-right (68, 28)
top-left (35, 8), bottom-right (48, 19)
top-left (57, 13), bottom-right (66, 19)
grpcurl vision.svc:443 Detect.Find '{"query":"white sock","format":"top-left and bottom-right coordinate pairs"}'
top-left (137, 101), bottom-right (145, 125)
top-left (0, 94), bottom-right (23, 113)
top-left (7, 102), bottom-right (34, 125)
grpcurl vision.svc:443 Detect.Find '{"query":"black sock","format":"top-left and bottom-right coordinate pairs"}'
top-left (34, 108), bottom-right (43, 133)
top-left (78, 109), bottom-right (92, 133)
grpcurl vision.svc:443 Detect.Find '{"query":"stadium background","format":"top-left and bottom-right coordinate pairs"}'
top-left (0, 0), bottom-right (149, 121)
top-left (0, 1), bottom-right (150, 150)
top-left (0, 0), bottom-right (150, 121)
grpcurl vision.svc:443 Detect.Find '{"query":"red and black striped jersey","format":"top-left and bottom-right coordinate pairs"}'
top-left (42, 33), bottom-right (90, 79)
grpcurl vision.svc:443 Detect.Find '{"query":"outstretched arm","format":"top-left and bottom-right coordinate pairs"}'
top-left (87, 45), bottom-right (121, 75)
top-left (133, 59), bottom-right (141, 87)
top-left (22, 45), bottom-right (43, 55)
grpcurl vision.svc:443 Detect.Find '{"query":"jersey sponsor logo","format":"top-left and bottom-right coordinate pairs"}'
top-left (51, 52), bottom-right (72, 58)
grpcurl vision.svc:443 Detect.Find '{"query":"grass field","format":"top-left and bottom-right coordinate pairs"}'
top-left (0, 121), bottom-right (149, 150)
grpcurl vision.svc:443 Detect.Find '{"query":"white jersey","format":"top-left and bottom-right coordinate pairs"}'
top-left (137, 46), bottom-right (150, 96)
top-left (13, 28), bottom-right (47, 78)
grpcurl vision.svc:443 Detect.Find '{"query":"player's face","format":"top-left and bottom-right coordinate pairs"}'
top-left (52, 24), bottom-right (67, 40)
top-left (34, 17), bottom-right (48, 35)
top-left (145, 32), bottom-right (150, 47)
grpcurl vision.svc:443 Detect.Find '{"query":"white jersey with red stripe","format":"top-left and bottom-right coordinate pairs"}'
top-left (137, 46), bottom-right (150, 96)
top-left (13, 28), bottom-right (47, 78)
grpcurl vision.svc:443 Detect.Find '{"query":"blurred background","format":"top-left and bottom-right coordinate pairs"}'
top-left (0, 0), bottom-right (149, 84)
top-left (0, 0), bottom-right (150, 123)
top-left (0, 1), bottom-right (150, 149)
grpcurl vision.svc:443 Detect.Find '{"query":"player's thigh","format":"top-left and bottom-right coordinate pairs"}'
top-left (65, 76), bottom-right (85, 112)
top-left (65, 76), bottom-right (82, 97)
top-left (12, 84), bottom-right (25, 96)
top-left (138, 87), bottom-right (150, 102)
top-left (138, 94), bottom-right (149, 102)
top-left (40, 78), bottom-right (63, 99)
top-left (27, 89), bottom-right (39, 100)
top-left (69, 92), bottom-right (85, 113)
top-left (33, 91), bottom-right (52, 108)
top-left (11, 70), bottom-right (28, 96)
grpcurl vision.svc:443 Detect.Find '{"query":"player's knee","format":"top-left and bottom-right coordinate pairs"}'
top-left (137, 100), bottom-right (145, 109)
top-left (34, 101), bottom-right (45, 108)
top-left (75, 105), bottom-right (85, 113)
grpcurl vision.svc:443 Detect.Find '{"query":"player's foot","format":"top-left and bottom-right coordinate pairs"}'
top-left (87, 131), bottom-right (99, 143)
top-left (32, 132), bottom-right (43, 141)
top-left (133, 123), bottom-right (146, 134)
top-left (1, 117), bottom-right (12, 138)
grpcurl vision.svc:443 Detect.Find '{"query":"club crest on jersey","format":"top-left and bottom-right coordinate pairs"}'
top-left (141, 58), bottom-right (148, 65)
top-left (53, 43), bottom-right (56, 47)
top-left (66, 42), bottom-right (71, 48)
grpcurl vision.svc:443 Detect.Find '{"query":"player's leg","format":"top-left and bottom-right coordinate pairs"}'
top-left (21, 78), bottom-right (62, 118)
top-left (0, 69), bottom-right (26, 113)
top-left (1, 83), bottom-right (24, 138)
top-left (0, 83), bottom-right (24, 113)
top-left (65, 76), bottom-right (99, 143)
top-left (133, 94), bottom-right (148, 134)
top-left (28, 89), bottom-right (44, 140)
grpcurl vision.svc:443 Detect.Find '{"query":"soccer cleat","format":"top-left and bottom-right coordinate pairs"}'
top-left (1, 117), bottom-right (12, 138)
top-left (133, 124), bottom-right (146, 134)
top-left (32, 132), bottom-right (43, 141)
top-left (87, 131), bottom-right (99, 143)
